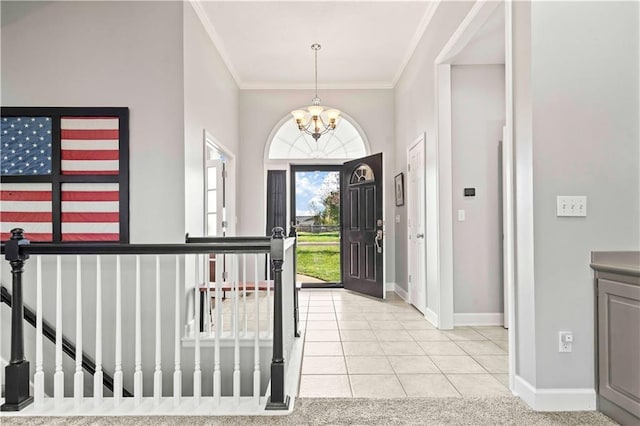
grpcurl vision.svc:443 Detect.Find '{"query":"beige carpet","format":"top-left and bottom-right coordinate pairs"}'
top-left (2, 397), bottom-right (617, 425)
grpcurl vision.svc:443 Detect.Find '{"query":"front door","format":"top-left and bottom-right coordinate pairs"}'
top-left (341, 153), bottom-right (384, 298)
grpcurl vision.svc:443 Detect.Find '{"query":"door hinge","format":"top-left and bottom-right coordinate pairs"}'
top-left (221, 220), bottom-right (228, 228)
top-left (222, 170), bottom-right (228, 178)
top-left (222, 271), bottom-right (228, 281)
top-left (408, 274), bottom-right (412, 283)
top-left (408, 164), bottom-right (411, 172)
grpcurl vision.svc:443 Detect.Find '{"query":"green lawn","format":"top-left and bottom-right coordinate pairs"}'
top-left (296, 244), bottom-right (341, 282)
top-left (297, 231), bottom-right (340, 243)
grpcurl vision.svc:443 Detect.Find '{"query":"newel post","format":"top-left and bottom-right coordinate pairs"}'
top-left (1, 228), bottom-right (34, 411)
top-left (266, 227), bottom-right (290, 410)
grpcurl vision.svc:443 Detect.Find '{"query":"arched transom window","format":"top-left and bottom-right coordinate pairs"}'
top-left (268, 116), bottom-right (367, 160)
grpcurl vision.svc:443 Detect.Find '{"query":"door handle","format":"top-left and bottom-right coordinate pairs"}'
top-left (375, 230), bottom-right (383, 254)
top-left (416, 233), bottom-right (424, 239)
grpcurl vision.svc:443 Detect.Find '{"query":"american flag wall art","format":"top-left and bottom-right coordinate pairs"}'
top-left (61, 117), bottom-right (119, 175)
top-left (0, 183), bottom-right (53, 241)
top-left (61, 183), bottom-right (120, 241)
top-left (1, 107), bottom-right (129, 243)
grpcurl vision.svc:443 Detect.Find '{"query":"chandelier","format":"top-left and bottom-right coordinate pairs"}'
top-left (291, 43), bottom-right (340, 141)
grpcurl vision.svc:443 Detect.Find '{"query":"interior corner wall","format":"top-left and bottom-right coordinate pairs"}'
top-left (0, 0), bottom-right (185, 243)
top-left (394, 1), bottom-right (474, 299)
top-left (183, 3), bottom-right (240, 238)
top-left (237, 89), bottom-right (396, 282)
top-left (528, 0), bottom-right (640, 390)
top-left (451, 64), bottom-right (505, 315)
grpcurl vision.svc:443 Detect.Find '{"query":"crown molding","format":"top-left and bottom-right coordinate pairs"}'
top-left (190, 0), bottom-right (243, 88)
top-left (391, 0), bottom-right (441, 86)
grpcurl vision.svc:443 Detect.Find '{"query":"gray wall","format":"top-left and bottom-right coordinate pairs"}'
top-left (238, 89), bottom-right (397, 283)
top-left (1, 0), bottom-right (186, 243)
top-left (451, 64), bottom-right (505, 315)
top-left (514, 0), bottom-right (640, 390)
top-left (394, 1), bottom-right (474, 303)
top-left (183, 3), bottom-right (239, 238)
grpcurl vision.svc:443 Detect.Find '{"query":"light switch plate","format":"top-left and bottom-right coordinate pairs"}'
top-left (457, 209), bottom-right (465, 222)
top-left (557, 196), bottom-right (587, 217)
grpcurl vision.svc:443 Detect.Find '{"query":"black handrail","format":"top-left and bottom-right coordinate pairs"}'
top-left (0, 285), bottom-right (134, 398)
top-left (0, 242), bottom-right (271, 256)
top-left (1, 227), bottom-right (293, 411)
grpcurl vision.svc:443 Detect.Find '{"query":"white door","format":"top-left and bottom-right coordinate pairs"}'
top-left (205, 159), bottom-right (226, 237)
top-left (408, 135), bottom-right (426, 313)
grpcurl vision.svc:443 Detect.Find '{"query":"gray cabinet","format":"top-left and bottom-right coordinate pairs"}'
top-left (592, 252), bottom-right (640, 426)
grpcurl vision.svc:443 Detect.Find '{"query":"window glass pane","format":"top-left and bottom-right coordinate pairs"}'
top-left (207, 190), bottom-right (216, 213)
top-left (268, 117), bottom-right (366, 160)
top-left (207, 213), bottom-right (217, 236)
top-left (350, 164), bottom-right (375, 184)
top-left (207, 167), bottom-right (217, 190)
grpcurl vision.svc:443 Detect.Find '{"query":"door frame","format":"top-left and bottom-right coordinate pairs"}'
top-left (433, 0), bottom-right (516, 392)
top-left (290, 164), bottom-right (344, 287)
top-left (407, 133), bottom-right (426, 312)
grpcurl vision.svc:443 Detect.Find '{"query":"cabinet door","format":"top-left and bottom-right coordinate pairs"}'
top-left (598, 278), bottom-right (640, 417)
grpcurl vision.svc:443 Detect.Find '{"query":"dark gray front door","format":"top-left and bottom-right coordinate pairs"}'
top-left (341, 153), bottom-right (383, 298)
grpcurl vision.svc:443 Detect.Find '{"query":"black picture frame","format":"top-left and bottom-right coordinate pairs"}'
top-left (395, 172), bottom-right (404, 207)
top-left (1, 106), bottom-right (130, 243)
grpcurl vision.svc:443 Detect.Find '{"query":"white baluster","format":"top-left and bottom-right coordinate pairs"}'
top-left (94, 256), bottom-right (103, 405)
top-left (113, 255), bottom-right (123, 404)
top-left (233, 255), bottom-right (240, 403)
top-left (134, 255), bottom-right (143, 403)
top-left (253, 254), bottom-right (261, 404)
top-left (54, 256), bottom-right (64, 405)
top-left (74, 256), bottom-right (84, 404)
top-left (173, 255), bottom-right (182, 405)
top-left (34, 256), bottom-right (44, 406)
top-left (213, 254), bottom-right (221, 404)
top-left (193, 255), bottom-right (202, 402)
top-left (243, 253), bottom-right (247, 336)
top-left (154, 255), bottom-right (162, 404)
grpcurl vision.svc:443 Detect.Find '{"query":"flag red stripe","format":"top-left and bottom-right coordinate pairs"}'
top-left (0, 191), bottom-right (52, 201)
top-left (0, 212), bottom-right (52, 222)
top-left (61, 191), bottom-right (119, 201)
top-left (61, 212), bottom-right (119, 223)
top-left (62, 233), bottom-right (119, 242)
top-left (61, 129), bottom-right (119, 140)
top-left (62, 170), bottom-right (119, 175)
top-left (61, 150), bottom-right (119, 160)
top-left (1, 233), bottom-right (52, 242)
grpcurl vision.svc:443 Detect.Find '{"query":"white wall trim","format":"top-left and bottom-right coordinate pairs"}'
top-left (514, 376), bottom-right (597, 412)
top-left (391, 1), bottom-right (441, 86)
top-left (425, 308), bottom-right (439, 328)
top-left (435, 0), bottom-right (500, 65)
top-left (393, 283), bottom-right (409, 303)
top-left (190, 0), bottom-right (242, 88)
top-left (454, 313), bottom-right (504, 326)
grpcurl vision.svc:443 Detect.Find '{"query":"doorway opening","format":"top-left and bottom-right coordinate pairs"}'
top-left (291, 165), bottom-right (342, 288)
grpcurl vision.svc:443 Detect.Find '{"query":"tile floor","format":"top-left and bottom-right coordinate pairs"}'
top-left (297, 288), bottom-right (510, 398)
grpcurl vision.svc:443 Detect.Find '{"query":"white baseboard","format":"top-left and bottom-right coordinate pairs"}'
top-left (514, 375), bottom-right (596, 411)
top-left (385, 282), bottom-right (395, 293)
top-left (425, 308), bottom-right (438, 328)
top-left (454, 312), bottom-right (504, 326)
top-left (393, 284), bottom-right (409, 302)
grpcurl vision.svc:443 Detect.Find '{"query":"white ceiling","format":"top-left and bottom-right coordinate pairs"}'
top-left (193, 1), bottom-right (438, 89)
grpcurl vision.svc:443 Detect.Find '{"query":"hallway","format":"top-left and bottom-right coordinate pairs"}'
top-left (298, 289), bottom-right (510, 398)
